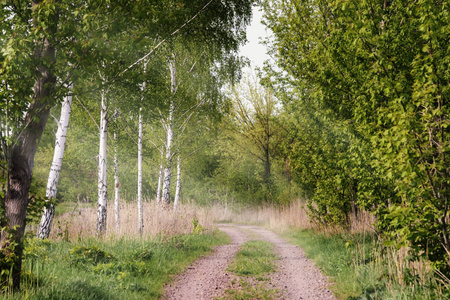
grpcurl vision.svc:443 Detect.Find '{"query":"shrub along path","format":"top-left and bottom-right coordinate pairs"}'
top-left (163, 224), bottom-right (335, 300)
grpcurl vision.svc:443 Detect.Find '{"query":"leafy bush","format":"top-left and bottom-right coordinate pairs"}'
top-left (69, 245), bottom-right (114, 266)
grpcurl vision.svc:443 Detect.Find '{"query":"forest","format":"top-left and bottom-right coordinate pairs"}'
top-left (1, 0), bottom-right (450, 299)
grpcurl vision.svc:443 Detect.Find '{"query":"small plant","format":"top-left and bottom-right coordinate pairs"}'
top-left (0, 225), bottom-right (20, 293)
top-left (69, 245), bottom-right (114, 266)
top-left (192, 216), bottom-right (204, 234)
top-left (132, 248), bottom-right (153, 261)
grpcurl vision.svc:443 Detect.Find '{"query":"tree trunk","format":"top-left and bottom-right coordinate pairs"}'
top-left (161, 121), bottom-right (173, 206)
top-left (1, 8), bottom-right (57, 288)
top-left (96, 92), bottom-right (108, 235)
top-left (264, 146), bottom-right (271, 183)
top-left (137, 108), bottom-right (143, 235)
top-left (37, 83), bottom-right (72, 239)
top-left (114, 125), bottom-right (120, 232)
top-left (162, 59), bottom-right (176, 206)
top-left (174, 155), bottom-right (181, 210)
top-left (156, 159), bottom-right (163, 204)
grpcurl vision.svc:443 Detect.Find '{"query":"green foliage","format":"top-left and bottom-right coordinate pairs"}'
top-left (380, 203), bottom-right (449, 272)
top-left (69, 245), bottom-right (114, 267)
top-left (0, 226), bottom-right (20, 293)
top-left (26, 179), bottom-right (56, 225)
top-left (191, 216), bottom-right (204, 234)
top-left (3, 230), bottom-right (228, 299)
top-left (286, 229), bottom-right (449, 299)
top-left (262, 0), bottom-right (450, 274)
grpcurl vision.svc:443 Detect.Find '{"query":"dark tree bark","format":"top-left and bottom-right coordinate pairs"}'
top-left (0, 1), bottom-right (57, 289)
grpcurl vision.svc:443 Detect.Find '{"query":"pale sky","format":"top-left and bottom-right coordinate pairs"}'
top-left (240, 6), bottom-right (272, 71)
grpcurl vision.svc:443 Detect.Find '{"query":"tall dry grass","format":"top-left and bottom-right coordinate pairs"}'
top-left (43, 200), bottom-right (214, 241)
top-left (27, 197), bottom-right (448, 297)
top-left (209, 199), bottom-right (376, 234)
top-left (209, 199), bottom-right (448, 298)
top-left (210, 200), bottom-right (312, 230)
top-left (36, 198), bottom-right (376, 241)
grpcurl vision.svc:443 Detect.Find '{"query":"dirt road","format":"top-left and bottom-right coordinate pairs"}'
top-left (164, 224), bottom-right (335, 300)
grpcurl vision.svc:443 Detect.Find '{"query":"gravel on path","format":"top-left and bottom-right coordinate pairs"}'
top-left (239, 225), bottom-right (336, 300)
top-left (163, 226), bottom-right (248, 300)
top-left (164, 224), bottom-right (336, 300)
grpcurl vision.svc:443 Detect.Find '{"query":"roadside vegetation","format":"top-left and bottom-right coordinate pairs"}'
top-left (287, 230), bottom-right (449, 300)
top-left (2, 209), bottom-right (228, 299)
top-left (218, 203), bottom-right (450, 300)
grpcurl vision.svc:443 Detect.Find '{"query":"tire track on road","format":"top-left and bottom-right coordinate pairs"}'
top-left (164, 225), bottom-right (248, 300)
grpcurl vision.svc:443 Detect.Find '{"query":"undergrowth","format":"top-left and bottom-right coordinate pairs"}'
top-left (3, 229), bottom-right (229, 300)
top-left (285, 229), bottom-right (450, 300)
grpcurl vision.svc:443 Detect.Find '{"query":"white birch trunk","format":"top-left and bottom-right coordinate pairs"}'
top-left (156, 150), bottom-right (163, 204)
top-left (161, 129), bottom-right (172, 206)
top-left (162, 59), bottom-right (176, 206)
top-left (97, 92), bottom-right (108, 235)
top-left (37, 83), bottom-right (72, 239)
top-left (137, 107), bottom-right (143, 235)
top-left (114, 126), bottom-right (120, 232)
top-left (174, 155), bottom-right (181, 211)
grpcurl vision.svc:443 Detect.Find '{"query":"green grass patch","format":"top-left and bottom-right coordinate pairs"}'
top-left (218, 240), bottom-right (281, 300)
top-left (4, 229), bottom-right (229, 300)
top-left (228, 240), bottom-right (277, 277)
top-left (285, 229), bottom-right (450, 300)
top-left (217, 279), bottom-right (280, 300)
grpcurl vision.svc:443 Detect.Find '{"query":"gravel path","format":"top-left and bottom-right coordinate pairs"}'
top-left (238, 225), bottom-right (336, 300)
top-left (164, 225), bottom-right (248, 300)
top-left (163, 224), bottom-right (336, 300)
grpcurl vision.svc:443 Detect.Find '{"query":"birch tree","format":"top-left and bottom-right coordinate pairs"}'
top-left (156, 153), bottom-right (163, 204)
top-left (137, 107), bottom-right (144, 234)
top-left (173, 154), bottom-right (182, 210)
top-left (113, 123), bottom-right (120, 232)
top-left (161, 58), bottom-right (177, 206)
top-left (37, 84), bottom-right (73, 239)
top-left (1, 0), bottom-right (252, 289)
top-left (96, 88), bottom-right (109, 235)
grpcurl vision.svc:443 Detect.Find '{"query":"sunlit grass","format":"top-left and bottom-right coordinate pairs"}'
top-left (228, 240), bottom-right (277, 277)
top-left (217, 240), bottom-right (281, 300)
top-left (285, 229), bottom-right (450, 300)
top-left (4, 230), bottom-right (229, 300)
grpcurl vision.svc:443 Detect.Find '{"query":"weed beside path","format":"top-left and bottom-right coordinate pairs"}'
top-left (285, 229), bottom-right (450, 300)
top-left (4, 230), bottom-right (228, 300)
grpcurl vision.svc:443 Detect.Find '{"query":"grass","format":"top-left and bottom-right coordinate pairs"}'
top-left (218, 279), bottom-right (279, 300)
top-left (4, 230), bottom-right (229, 299)
top-left (285, 229), bottom-right (450, 300)
top-left (210, 201), bottom-right (450, 299)
top-left (27, 200), bottom-right (216, 241)
top-left (217, 240), bottom-right (281, 300)
top-left (228, 241), bottom-right (277, 278)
